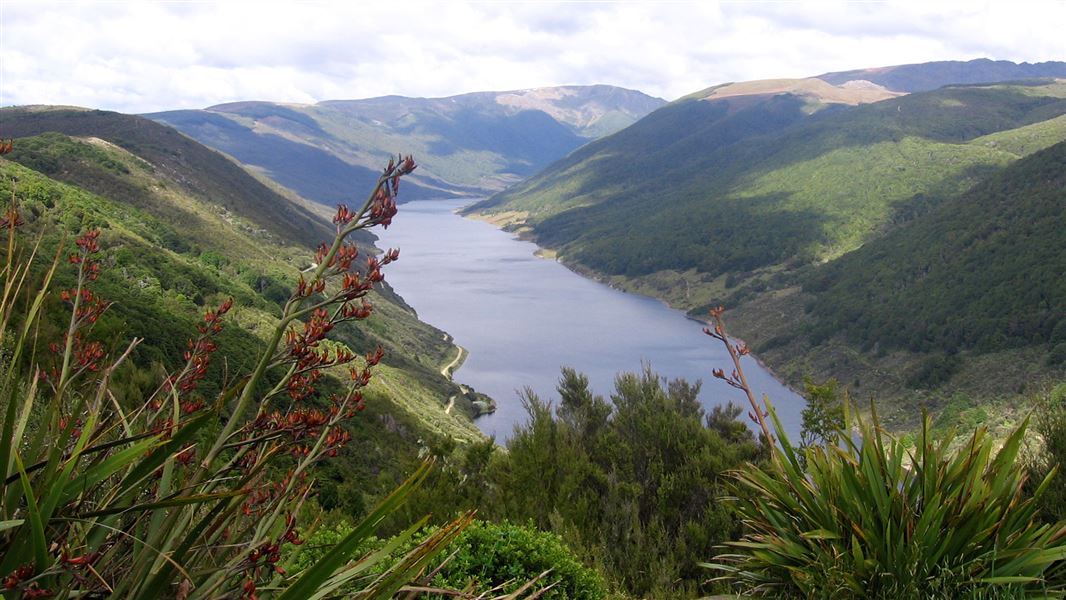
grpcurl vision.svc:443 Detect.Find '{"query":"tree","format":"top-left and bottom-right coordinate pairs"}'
top-left (799, 376), bottom-right (845, 448)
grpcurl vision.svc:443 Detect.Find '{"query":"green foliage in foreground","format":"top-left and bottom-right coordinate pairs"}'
top-left (1028, 383), bottom-right (1066, 525)
top-left (0, 154), bottom-right (486, 598)
top-left (1, 131), bottom-right (484, 509)
top-left (427, 520), bottom-right (606, 600)
top-left (710, 401), bottom-right (1066, 599)
top-left (293, 520), bottom-right (606, 599)
top-left (405, 367), bottom-right (762, 599)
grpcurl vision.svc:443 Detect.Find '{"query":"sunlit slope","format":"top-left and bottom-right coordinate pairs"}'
top-left (471, 82), bottom-right (1066, 279)
top-left (817, 58), bottom-right (1066, 92)
top-left (721, 141), bottom-right (1066, 424)
top-left (1, 119), bottom-right (485, 446)
top-left (803, 140), bottom-right (1066, 366)
top-left (0, 106), bottom-right (329, 247)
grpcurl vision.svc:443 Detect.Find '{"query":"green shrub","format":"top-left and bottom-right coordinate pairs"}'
top-left (287, 519), bottom-right (606, 599)
top-left (427, 520), bottom-right (606, 599)
top-left (1027, 383), bottom-right (1066, 525)
top-left (709, 402), bottom-right (1066, 599)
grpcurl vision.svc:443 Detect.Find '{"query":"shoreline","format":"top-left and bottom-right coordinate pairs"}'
top-left (461, 209), bottom-right (802, 398)
top-left (440, 342), bottom-right (468, 380)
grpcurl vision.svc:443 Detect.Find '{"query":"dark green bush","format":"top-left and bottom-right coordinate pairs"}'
top-left (428, 520), bottom-right (606, 599)
top-left (711, 402), bottom-right (1066, 599)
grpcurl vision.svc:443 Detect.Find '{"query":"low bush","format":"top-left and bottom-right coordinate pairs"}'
top-left (710, 403), bottom-right (1066, 599)
top-left (703, 310), bottom-right (1066, 599)
top-left (427, 520), bottom-right (607, 600)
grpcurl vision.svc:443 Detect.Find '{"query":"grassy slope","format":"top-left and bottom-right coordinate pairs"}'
top-left (0, 107), bottom-right (329, 247)
top-left (1, 127), bottom-right (484, 449)
top-left (472, 83), bottom-right (1066, 277)
top-left (727, 142), bottom-right (1066, 430)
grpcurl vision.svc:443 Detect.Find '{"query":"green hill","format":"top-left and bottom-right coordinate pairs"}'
top-left (804, 139), bottom-right (1066, 370)
top-left (471, 82), bottom-right (1066, 280)
top-left (147, 85), bottom-right (665, 203)
top-left (466, 78), bottom-right (1066, 421)
top-left (1, 115), bottom-right (487, 505)
top-left (722, 141), bottom-right (1066, 429)
top-left (0, 106), bottom-right (329, 247)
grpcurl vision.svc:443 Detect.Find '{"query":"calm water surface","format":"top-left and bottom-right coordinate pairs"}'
top-left (376, 199), bottom-right (804, 440)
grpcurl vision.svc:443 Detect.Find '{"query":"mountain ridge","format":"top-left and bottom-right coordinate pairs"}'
top-left (147, 84), bottom-right (666, 204)
top-left (817, 58), bottom-right (1066, 92)
top-left (0, 106), bottom-right (331, 248)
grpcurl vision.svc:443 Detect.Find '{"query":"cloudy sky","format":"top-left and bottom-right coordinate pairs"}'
top-left (2, 1), bottom-right (1064, 113)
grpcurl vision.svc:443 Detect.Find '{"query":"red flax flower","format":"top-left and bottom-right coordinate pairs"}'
top-left (364, 345), bottom-right (384, 367)
top-left (341, 299), bottom-right (373, 320)
top-left (3, 565), bottom-right (34, 590)
top-left (158, 298), bottom-right (233, 406)
top-left (1, 205), bottom-right (23, 229)
top-left (333, 243), bottom-right (359, 272)
top-left (332, 204), bottom-right (354, 229)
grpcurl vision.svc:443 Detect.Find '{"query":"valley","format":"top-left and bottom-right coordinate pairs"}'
top-left (466, 67), bottom-right (1066, 430)
top-left (147, 85), bottom-right (665, 203)
top-left (374, 198), bottom-right (804, 440)
top-left (5, 49), bottom-right (1066, 599)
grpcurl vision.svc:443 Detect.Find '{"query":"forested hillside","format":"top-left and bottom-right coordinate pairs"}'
top-left (0, 113), bottom-right (490, 505)
top-left (804, 140), bottom-right (1066, 359)
top-left (472, 82), bottom-right (1066, 279)
top-left (724, 141), bottom-right (1066, 422)
top-left (468, 78), bottom-right (1066, 419)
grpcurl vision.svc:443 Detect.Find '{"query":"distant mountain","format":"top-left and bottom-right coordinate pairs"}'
top-left (148, 85), bottom-right (665, 204)
top-left (818, 58), bottom-right (1066, 92)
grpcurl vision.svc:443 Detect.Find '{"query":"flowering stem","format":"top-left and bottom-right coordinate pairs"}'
top-left (54, 257), bottom-right (86, 401)
top-left (705, 307), bottom-right (775, 447)
top-left (200, 167), bottom-right (395, 471)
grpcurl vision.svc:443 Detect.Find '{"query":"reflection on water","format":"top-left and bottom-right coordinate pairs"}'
top-left (376, 199), bottom-right (805, 440)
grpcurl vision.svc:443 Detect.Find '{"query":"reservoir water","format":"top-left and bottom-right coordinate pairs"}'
top-left (376, 199), bottom-right (805, 440)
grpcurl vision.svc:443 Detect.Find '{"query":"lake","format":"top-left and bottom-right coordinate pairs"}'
top-left (376, 199), bottom-right (805, 440)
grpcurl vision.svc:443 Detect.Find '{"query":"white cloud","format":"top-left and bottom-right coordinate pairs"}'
top-left (1, 0), bottom-right (1063, 113)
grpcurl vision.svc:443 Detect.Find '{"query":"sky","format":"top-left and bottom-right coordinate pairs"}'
top-left (1, 1), bottom-right (1064, 114)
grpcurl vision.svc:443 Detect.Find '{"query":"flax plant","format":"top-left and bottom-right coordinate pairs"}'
top-left (0, 151), bottom-right (517, 599)
top-left (702, 308), bottom-right (1066, 599)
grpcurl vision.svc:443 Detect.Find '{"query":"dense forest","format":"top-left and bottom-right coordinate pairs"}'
top-left (801, 140), bottom-right (1066, 362)
top-left (396, 368), bottom-right (761, 598)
